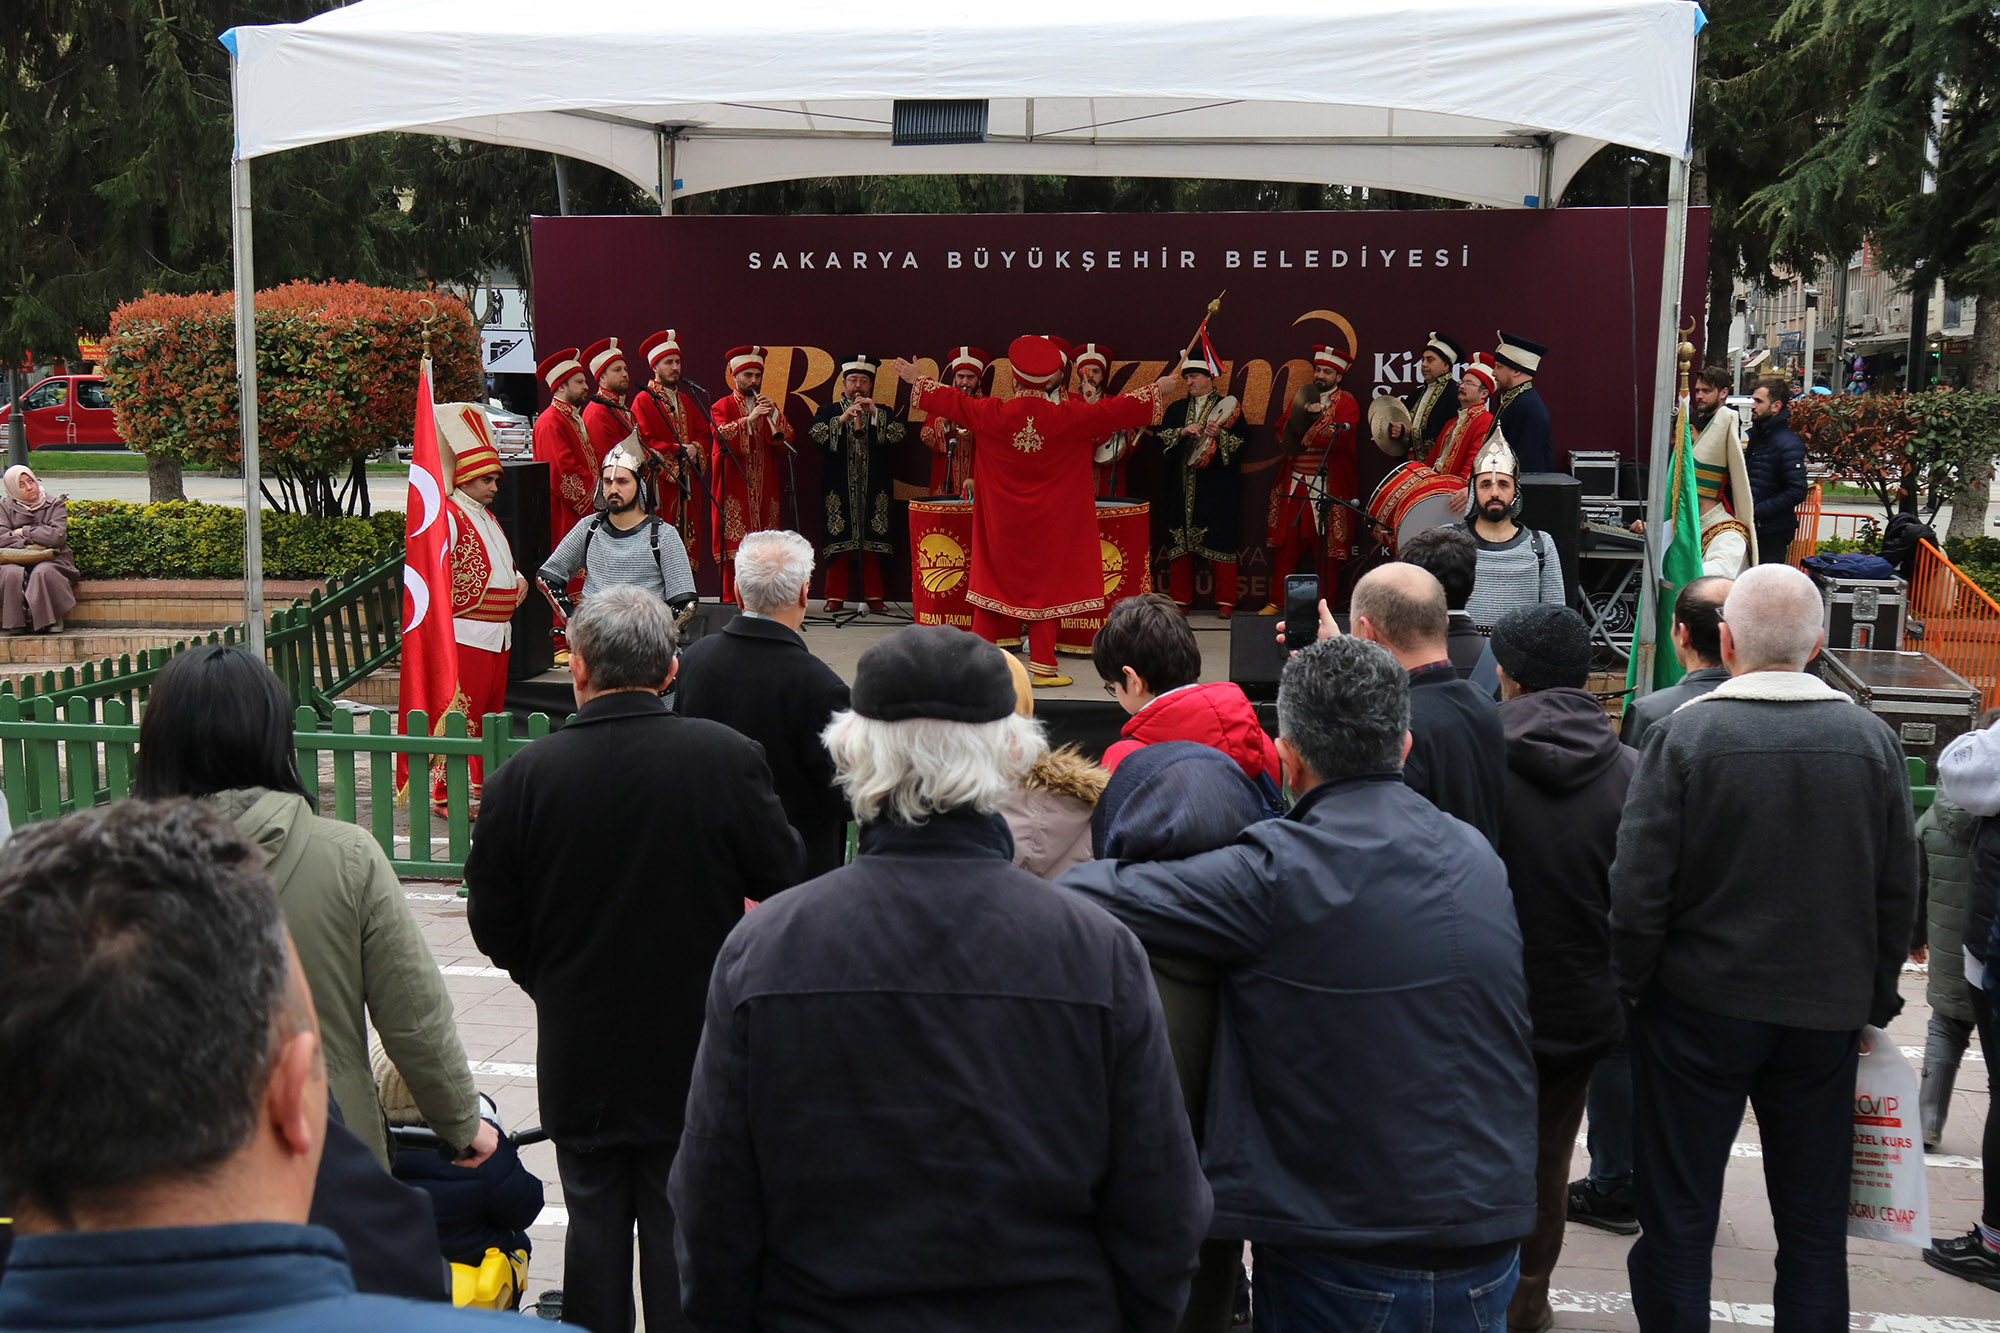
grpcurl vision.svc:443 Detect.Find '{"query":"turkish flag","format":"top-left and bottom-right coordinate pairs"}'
top-left (396, 359), bottom-right (466, 799)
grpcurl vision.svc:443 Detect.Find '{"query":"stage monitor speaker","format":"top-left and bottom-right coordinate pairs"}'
top-left (1229, 609), bottom-right (1350, 702)
top-left (491, 459), bottom-right (554, 679)
top-left (1518, 472), bottom-right (1582, 612)
top-left (679, 602), bottom-right (738, 647)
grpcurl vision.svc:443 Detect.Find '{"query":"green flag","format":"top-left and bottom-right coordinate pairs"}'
top-left (1629, 405), bottom-right (1704, 694)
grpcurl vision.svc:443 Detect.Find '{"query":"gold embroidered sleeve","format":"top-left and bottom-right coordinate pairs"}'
top-left (1215, 426), bottom-right (1245, 465)
top-left (809, 418), bottom-right (837, 448)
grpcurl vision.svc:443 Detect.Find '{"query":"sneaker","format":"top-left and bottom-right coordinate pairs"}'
top-left (527, 1288), bottom-right (564, 1320)
top-left (1925, 1230), bottom-right (2000, 1291)
top-left (1567, 1177), bottom-right (1640, 1236)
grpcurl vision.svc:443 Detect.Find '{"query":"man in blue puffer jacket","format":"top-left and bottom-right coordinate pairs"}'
top-left (1744, 377), bottom-right (1809, 564)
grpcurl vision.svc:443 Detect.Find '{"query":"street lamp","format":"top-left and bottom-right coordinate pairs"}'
top-left (1804, 287), bottom-right (1820, 390)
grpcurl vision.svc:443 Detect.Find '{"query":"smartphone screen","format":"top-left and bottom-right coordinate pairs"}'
top-left (1284, 574), bottom-right (1320, 654)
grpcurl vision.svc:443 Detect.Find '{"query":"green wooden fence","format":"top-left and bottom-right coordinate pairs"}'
top-left (0, 697), bottom-right (554, 878)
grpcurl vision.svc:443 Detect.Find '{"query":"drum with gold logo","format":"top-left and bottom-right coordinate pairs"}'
top-left (1058, 500), bottom-right (1152, 655)
top-left (1366, 460), bottom-right (1464, 554)
top-left (909, 498), bottom-right (975, 630)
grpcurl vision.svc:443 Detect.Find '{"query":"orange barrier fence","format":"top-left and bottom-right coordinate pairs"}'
top-left (1787, 483), bottom-right (1821, 565)
top-left (1905, 539), bottom-right (2000, 708)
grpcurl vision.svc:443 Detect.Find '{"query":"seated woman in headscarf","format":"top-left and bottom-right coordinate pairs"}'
top-left (0, 465), bottom-right (79, 634)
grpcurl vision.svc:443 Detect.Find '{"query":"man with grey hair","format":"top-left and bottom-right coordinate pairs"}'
top-left (1610, 562), bottom-right (1918, 1331)
top-left (677, 530), bottom-right (853, 875)
top-left (468, 584), bottom-right (802, 1333)
top-left (1064, 635), bottom-right (1537, 1327)
top-left (672, 625), bottom-right (1210, 1331)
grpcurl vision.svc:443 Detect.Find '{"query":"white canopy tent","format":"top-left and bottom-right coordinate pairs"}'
top-left (221, 0), bottom-right (1703, 681)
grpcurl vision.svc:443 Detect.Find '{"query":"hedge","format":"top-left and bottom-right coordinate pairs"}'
top-left (102, 282), bottom-right (482, 474)
top-left (1945, 537), bottom-right (2000, 606)
top-left (67, 500), bottom-right (404, 580)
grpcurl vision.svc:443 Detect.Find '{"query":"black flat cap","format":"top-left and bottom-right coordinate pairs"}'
top-left (851, 625), bottom-right (1017, 723)
top-left (1491, 604), bottom-right (1592, 691)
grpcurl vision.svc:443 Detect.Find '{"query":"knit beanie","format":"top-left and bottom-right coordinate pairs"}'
top-left (851, 625), bottom-right (1016, 723)
top-left (1490, 603), bottom-right (1592, 691)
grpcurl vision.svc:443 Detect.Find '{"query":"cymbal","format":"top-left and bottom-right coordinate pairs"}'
top-left (1367, 395), bottom-right (1413, 458)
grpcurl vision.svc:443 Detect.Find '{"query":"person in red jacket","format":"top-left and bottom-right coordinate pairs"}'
top-left (1090, 592), bottom-right (1281, 803)
top-left (579, 337), bottom-right (635, 466)
top-left (922, 347), bottom-right (985, 496)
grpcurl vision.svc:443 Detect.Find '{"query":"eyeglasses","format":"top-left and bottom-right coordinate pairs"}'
top-left (1102, 681), bottom-right (1120, 698)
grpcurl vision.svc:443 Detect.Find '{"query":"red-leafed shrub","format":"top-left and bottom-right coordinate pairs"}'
top-left (102, 283), bottom-right (481, 515)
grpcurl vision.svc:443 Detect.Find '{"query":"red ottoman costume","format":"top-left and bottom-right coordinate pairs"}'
top-left (435, 409), bottom-right (524, 806)
top-left (922, 345), bottom-right (986, 496)
top-left (710, 344), bottom-right (796, 604)
top-left (579, 336), bottom-right (636, 467)
top-left (632, 328), bottom-right (712, 566)
top-left (907, 335), bottom-right (1165, 684)
top-left (1267, 343), bottom-right (1361, 604)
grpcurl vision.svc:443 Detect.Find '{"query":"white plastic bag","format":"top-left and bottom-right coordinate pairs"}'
top-left (1848, 1026), bottom-right (1930, 1247)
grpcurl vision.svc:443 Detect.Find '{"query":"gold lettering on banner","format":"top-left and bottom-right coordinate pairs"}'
top-left (766, 346), bottom-right (835, 417)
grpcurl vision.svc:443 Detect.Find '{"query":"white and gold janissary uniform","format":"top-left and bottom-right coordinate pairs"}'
top-left (1690, 406), bottom-right (1758, 577)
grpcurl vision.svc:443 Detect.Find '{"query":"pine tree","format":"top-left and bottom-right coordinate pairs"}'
top-left (1746, 0), bottom-right (2000, 535)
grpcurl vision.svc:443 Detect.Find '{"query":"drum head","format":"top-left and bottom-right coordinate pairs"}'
top-left (1368, 396), bottom-right (1413, 458)
top-left (1395, 493), bottom-right (1461, 551)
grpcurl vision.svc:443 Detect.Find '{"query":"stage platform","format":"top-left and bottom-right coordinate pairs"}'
top-left (505, 604), bottom-right (1271, 761)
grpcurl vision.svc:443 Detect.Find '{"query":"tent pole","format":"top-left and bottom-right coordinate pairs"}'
top-left (1634, 153), bottom-right (1692, 697)
top-left (229, 55), bottom-right (266, 658)
top-left (660, 131), bottom-right (674, 216)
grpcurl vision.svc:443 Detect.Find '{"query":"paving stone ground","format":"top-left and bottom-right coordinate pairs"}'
top-left (406, 886), bottom-right (2000, 1329)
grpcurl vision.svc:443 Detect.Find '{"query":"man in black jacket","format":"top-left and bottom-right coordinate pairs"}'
top-left (671, 626), bottom-right (1208, 1332)
top-left (1351, 561), bottom-right (1503, 845)
top-left (1610, 564), bottom-right (1918, 1331)
top-left (1618, 575), bottom-right (1731, 750)
top-left (676, 530), bottom-right (852, 876)
top-left (1490, 604), bottom-right (1637, 1332)
top-left (1745, 377), bottom-right (1809, 565)
top-left (1064, 635), bottom-right (1536, 1327)
top-left (1400, 525), bottom-right (1485, 679)
top-left (467, 586), bottom-right (803, 1333)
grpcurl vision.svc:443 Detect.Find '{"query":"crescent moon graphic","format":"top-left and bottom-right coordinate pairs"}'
top-left (409, 468), bottom-right (442, 537)
top-left (1292, 309), bottom-right (1359, 361)
top-left (403, 565), bottom-right (431, 634)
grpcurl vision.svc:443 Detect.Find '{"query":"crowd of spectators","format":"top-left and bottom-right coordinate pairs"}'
top-left (0, 533), bottom-right (1946, 1333)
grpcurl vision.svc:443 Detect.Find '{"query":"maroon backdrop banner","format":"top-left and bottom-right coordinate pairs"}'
top-left (534, 207), bottom-right (1708, 605)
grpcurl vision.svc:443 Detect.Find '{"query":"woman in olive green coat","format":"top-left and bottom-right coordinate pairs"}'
top-left (135, 646), bottom-right (490, 1170)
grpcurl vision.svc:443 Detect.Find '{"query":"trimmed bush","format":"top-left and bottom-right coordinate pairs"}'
top-left (67, 500), bottom-right (403, 580)
top-left (101, 282), bottom-right (481, 516)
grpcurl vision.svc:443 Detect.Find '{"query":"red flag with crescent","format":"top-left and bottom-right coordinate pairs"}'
top-left (396, 359), bottom-right (467, 799)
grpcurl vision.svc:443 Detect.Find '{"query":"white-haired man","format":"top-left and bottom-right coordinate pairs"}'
top-left (676, 530), bottom-right (854, 877)
top-left (671, 624), bottom-right (1211, 1331)
top-left (1610, 563), bottom-right (1918, 1331)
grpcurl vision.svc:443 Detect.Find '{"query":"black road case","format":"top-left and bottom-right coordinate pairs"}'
top-left (1811, 570), bottom-right (1907, 651)
top-left (1814, 648), bottom-right (1979, 780)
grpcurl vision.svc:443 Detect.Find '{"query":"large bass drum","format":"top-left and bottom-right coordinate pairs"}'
top-left (1366, 461), bottom-right (1463, 554)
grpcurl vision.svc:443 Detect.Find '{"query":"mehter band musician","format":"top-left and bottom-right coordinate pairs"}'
top-left (632, 328), bottom-right (713, 565)
top-left (1491, 330), bottom-right (1553, 473)
top-left (580, 337), bottom-right (635, 467)
top-left (895, 337), bottom-right (1175, 687)
top-left (1391, 331), bottom-right (1464, 455)
top-left (923, 347), bottom-right (986, 496)
top-left (1073, 343), bottom-right (1135, 497)
top-left (1263, 344), bottom-right (1361, 613)
top-left (532, 346), bottom-right (595, 665)
top-left (710, 345), bottom-right (797, 605)
top-left (811, 354), bottom-right (904, 614)
top-left (436, 405), bottom-right (526, 813)
top-left (1157, 353), bottom-right (1244, 617)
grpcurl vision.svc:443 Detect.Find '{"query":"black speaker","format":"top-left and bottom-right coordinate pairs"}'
top-left (1229, 610), bottom-right (1350, 702)
top-left (491, 459), bottom-right (554, 679)
top-left (1519, 472), bottom-right (1583, 611)
top-left (679, 602), bottom-right (738, 646)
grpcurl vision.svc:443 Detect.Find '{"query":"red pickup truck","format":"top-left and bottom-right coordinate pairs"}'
top-left (0, 374), bottom-right (126, 449)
